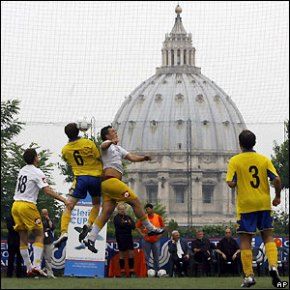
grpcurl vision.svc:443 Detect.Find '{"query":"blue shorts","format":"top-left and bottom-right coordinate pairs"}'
top-left (237, 210), bottom-right (274, 234)
top-left (70, 176), bottom-right (102, 199)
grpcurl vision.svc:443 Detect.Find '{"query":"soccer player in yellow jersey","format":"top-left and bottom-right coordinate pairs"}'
top-left (54, 123), bottom-right (103, 247)
top-left (83, 126), bottom-right (164, 253)
top-left (12, 149), bottom-right (68, 277)
top-left (226, 130), bottom-right (282, 288)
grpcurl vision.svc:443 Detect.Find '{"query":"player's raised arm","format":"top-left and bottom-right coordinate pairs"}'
top-left (125, 153), bottom-right (151, 162)
top-left (100, 139), bottom-right (117, 150)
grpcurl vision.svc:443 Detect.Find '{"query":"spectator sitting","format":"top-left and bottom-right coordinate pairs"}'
top-left (191, 229), bottom-right (215, 276)
top-left (215, 228), bottom-right (241, 276)
top-left (168, 230), bottom-right (190, 277)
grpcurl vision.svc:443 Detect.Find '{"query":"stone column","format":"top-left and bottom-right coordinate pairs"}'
top-left (174, 49), bottom-right (178, 66)
top-left (186, 50), bottom-right (190, 66)
top-left (128, 178), bottom-right (134, 192)
top-left (158, 173), bottom-right (170, 215)
top-left (168, 50), bottom-right (172, 66)
top-left (192, 173), bottom-right (203, 216)
top-left (189, 50), bottom-right (192, 66)
top-left (221, 172), bottom-right (229, 215)
top-left (162, 50), bottom-right (166, 66)
top-left (192, 49), bottom-right (195, 66)
top-left (180, 49), bottom-right (184, 65)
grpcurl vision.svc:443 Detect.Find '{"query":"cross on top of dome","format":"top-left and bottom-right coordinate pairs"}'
top-left (171, 4), bottom-right (187, 35)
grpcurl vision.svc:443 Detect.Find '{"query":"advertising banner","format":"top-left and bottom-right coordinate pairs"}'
top-left (63, 195), bottom-right (107, 277)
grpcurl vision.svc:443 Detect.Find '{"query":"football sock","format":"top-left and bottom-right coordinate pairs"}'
top-left (119, 258), bottom-right (125, 270)
top-left (61, 209), bottom-right (71, 234)
top-left (265, 242), bottom-right (278, 268)
top-left (88, 218), bottom-right (103, 241)
top-left (241, 249), bottom-right (254, 277)
top-left (129, 258), bottom-right (134, 271)
top-left (88, 206), bottom-right (99, 226)
top-left (140, 215), bottom-right (155, 231)
top-left (32, 242), bottom-right (44, 269)
top-left (20, 246), bottom-right (32, 271)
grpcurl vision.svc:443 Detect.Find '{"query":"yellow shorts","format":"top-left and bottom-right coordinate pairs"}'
top-left (11, 201), bottom-right (43, 232)
top-left (102, 178), bottom-right (138, 203)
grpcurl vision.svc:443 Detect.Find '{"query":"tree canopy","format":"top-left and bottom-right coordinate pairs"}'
top-left (1, 99), bottom-right (62, 222)
top-left (271, 120), bottom-right (289, 189)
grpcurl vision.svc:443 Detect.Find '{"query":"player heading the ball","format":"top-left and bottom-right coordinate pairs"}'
top-left (83, 125), bottom-right (165, 253)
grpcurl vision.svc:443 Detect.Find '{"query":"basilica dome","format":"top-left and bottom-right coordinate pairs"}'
top-left (113, 6), bottom-right (246, 154)
top-left (112, 5), bottom-right (246, 226)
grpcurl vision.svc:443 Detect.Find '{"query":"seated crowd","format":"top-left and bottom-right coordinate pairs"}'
top-left (167, 228), bottom-right (241, 277)
top-left (112, 203), bottom-right (242, 278)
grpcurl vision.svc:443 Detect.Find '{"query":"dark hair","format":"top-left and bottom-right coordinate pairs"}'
top-left (100, 125), bottom-right (112, 141)
top-left (144, 203), bottom-right (153, 209)
top-left (239, 130), bottom-right (256, 150)
top-left (23, 148), bottom-right (37, 164)
top-left (64, 123), bottom-right (79, 139)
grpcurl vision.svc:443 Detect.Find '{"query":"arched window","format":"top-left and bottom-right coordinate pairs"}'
top-left (184, 49), bottom-right (187, 64)
top-left (202, 184), bottom-right (214, 204)
top-left (173, 185), bottom-right (186, 203)
top-left (146, 185), bottom-right (158, 203)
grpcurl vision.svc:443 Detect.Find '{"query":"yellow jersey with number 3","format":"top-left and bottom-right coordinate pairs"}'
top-left (62, 138), bottom-right (102, 176)
top-left (226, 151), bottom-right (278, 216)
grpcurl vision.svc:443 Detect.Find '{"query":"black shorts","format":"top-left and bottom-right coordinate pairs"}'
top-left (116, 236), bottom-right (134, 251)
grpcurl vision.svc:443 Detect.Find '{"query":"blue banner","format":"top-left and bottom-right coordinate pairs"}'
top-left (2, 236), bottom-right (288, 275)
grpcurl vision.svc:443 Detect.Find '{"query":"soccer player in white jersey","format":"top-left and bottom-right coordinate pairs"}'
top-left (11, 149), bottom-right (68, 277)
top-left (83, 126), bottom-right (164, 253)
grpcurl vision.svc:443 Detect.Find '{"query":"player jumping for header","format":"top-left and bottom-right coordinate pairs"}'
top-left (82, 125), bottom-right (165, 253)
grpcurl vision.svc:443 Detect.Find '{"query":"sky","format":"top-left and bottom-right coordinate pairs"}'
top-left (1, 1), bottom-right (289, 212)
top-left (1, 1), bottom-right (289, 123)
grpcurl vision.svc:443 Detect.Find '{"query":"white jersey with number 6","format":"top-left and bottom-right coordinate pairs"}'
top-left (14, 164), bottom-right (49, 204)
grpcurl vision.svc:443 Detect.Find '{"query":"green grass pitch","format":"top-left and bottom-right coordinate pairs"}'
top-left (1, 276), bottom-right (289, 289)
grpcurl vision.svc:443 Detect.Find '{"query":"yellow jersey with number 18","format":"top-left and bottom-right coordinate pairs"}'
top-left (226, 151), bottom-right (278, 216)
top-left (62, 138), bottom-right (102, 177)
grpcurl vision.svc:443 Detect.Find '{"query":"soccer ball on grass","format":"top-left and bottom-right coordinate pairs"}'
top-left (147, 269), bottom-right (156, 278)
top-left (157, 269), bottom-right (167, 277)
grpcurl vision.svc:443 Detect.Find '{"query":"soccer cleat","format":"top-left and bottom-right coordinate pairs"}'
top-left (79, 224), bottom-right (91, 243)
top-left (241, 275), bottom-right (256, 288)
top-left (53, 232), bottom-right (68, 248)
top-left (147, 228), bottom-right (165, 236)
top-left (83, 238), bottom-right (98, 253)
top-left (47, 273), bottom-right (56, 279)
top-left (27, 269), bottom-right (36, 277)
top-left (27, 267), bottom-right (48, 278)
top-left (269, 267), bottom-right (282, 287)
